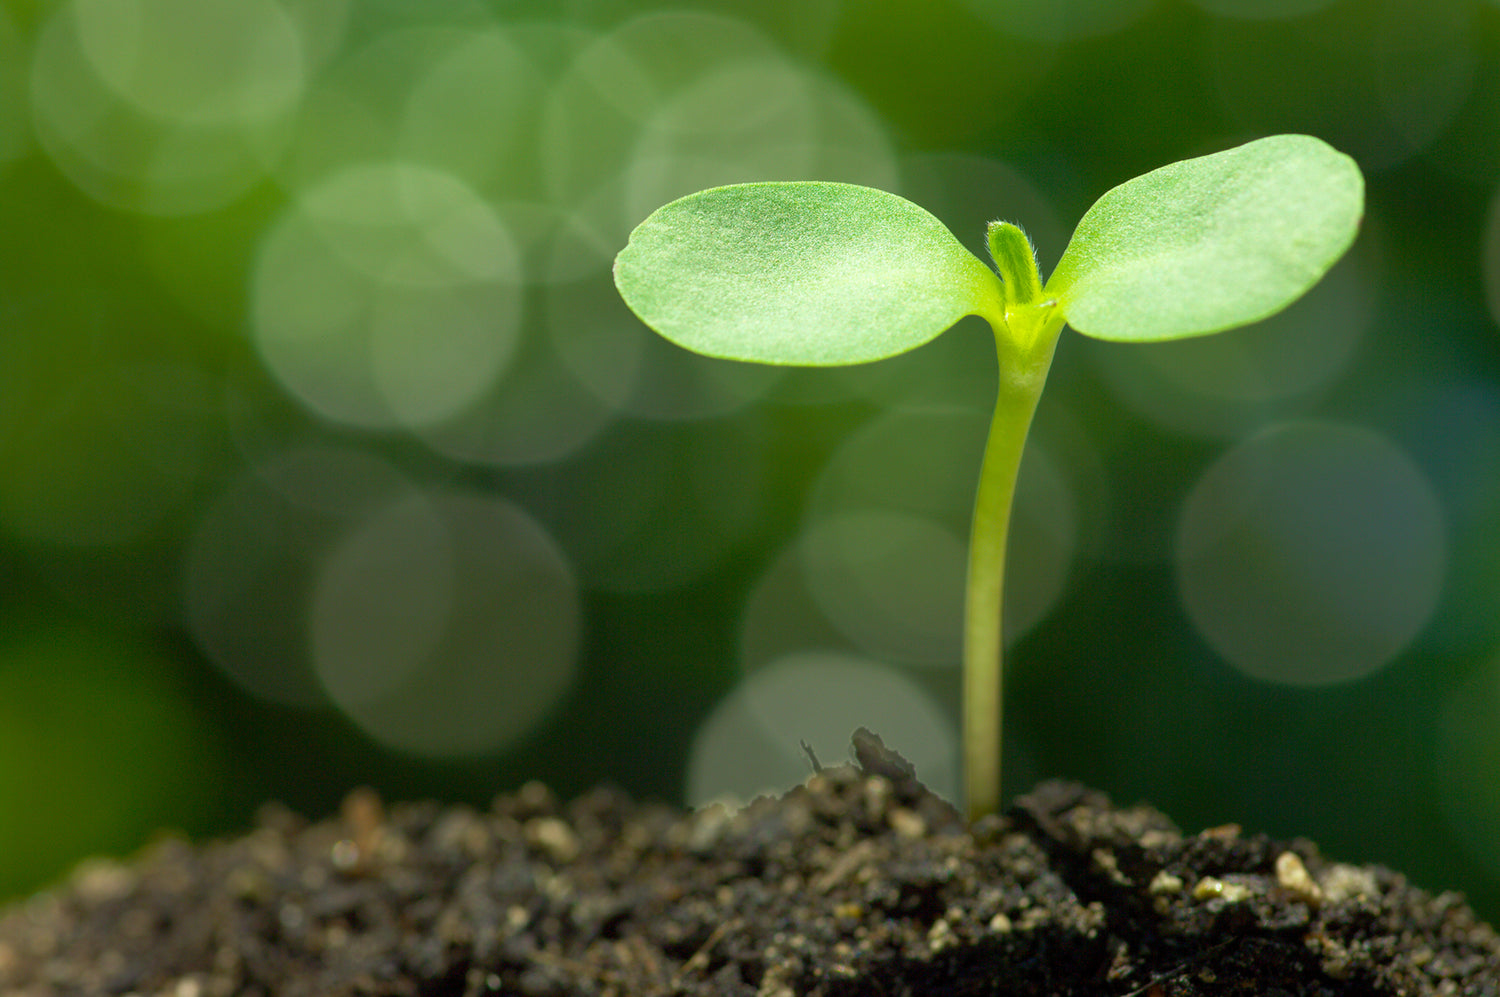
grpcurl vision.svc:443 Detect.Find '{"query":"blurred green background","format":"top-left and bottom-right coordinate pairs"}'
top-left (3, 0), bottom-right (1500, 924)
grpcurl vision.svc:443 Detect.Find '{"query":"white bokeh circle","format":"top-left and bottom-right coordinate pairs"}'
top-left (1176, 421), bottom-right (1445, 686)
top-left (311, 490), bottom-right (580, 758)
top-left (184, 445), bottom-right (413, 709)
top-left (30, 0), bottom-right (302, 214)
top-left (252, 162), bottom-right (523, 429)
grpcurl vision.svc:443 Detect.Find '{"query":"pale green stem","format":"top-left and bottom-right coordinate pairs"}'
top-left (963, 306), bottom-right (1062, 822)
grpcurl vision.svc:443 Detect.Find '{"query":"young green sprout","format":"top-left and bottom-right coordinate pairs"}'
top-left (613, 134), bottom-right (1364, 821)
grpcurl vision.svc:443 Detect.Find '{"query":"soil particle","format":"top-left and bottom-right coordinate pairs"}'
top-left (1, 740), bottom-right (1496, 996)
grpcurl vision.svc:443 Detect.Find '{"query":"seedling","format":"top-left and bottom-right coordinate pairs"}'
top-left (613, 135), bottom-right (1363, 820)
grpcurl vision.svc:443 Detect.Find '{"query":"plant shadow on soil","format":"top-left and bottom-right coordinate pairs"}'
top-left (1, 730), bottom-right (1496, 996)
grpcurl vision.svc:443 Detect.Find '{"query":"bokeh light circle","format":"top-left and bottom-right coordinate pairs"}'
top-left (1175, 421), bottom-right (1445, 686)
top-left (542, 10), bottom-right (896, 263)
top-left (396, 26), bottom-right (541, 196)
top-left (738, 541), bottom-right (852, 675)
top-left (412, 332), bottom-right (619, 468)
top-left (544, 259), bottom-right (783, 422)
top-left (72, 0), bottom-right (304, 126)
top-left (799, 510), bottom-right (968, 667)
top-left (252, 162), bottom-right (523, 429)
top-left (686, 651), bottom-right (957, 807)
top-left (807, 407), bottom-right (1077, 654)
top-left (29, 0), bottom-right (302, 214)
top-left (184, 445), bottom-right (414, 709)
top-left (540, 11), bottom-right (782, 209)
top-left (310, 489), bottom-right (579, 758)
top-left (620, 54), bottom-right (897, 224)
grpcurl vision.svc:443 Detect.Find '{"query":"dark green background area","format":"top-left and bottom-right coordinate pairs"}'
top-left (3, 0), bottom-right (1499, 927)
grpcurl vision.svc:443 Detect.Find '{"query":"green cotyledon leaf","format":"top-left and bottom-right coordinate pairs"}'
top-left (613, 181), bottom-right (1004, 366)
top-left (1045, 134), bottom-right (1364, 342)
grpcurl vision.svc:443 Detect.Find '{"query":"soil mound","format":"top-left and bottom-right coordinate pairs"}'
top-left (2, 736), bottom-right (1495, 995)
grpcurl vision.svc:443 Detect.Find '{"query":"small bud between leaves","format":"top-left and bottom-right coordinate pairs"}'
top-left (986, 221), bottom-right (1043, 309)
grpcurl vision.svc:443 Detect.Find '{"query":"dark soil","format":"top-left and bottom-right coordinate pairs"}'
top-left (2, 731), bottom-right (1496, 996)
